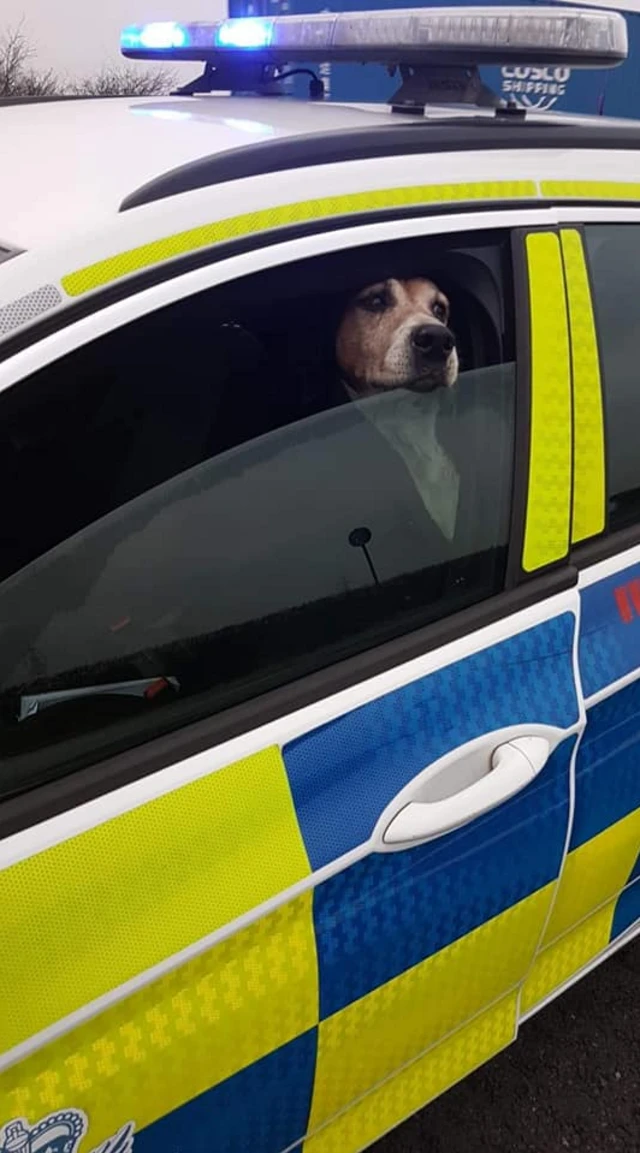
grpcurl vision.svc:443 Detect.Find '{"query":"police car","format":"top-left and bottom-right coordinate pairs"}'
top-left (0, 7), bottom-right (639, 1153)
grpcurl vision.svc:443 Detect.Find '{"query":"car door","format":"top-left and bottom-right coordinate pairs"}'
top-left (0, 212), bottom-right (578, 1153)
top-left (522, 215), bottom-right (640, 1018)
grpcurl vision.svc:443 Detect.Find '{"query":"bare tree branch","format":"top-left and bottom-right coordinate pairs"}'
top-left (1, 23), bottom-right (173, 99)
top-left (0, 21), bottom-right (63, 96)
top-left (12, 65), bottom-right (62, 97)
top-left (71, 63), bottom-right (175, 98)
top-left (0, 20), bottom-right (32, 93)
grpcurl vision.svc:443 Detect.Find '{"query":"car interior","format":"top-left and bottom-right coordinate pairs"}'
top-left (0, 232), bottom-right (517, 792)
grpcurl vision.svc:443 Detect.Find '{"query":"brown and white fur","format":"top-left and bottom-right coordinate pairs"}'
top-left (335, 277), bottom-right (458, 397)
top-left (336, 277), bottom-right (460, 539)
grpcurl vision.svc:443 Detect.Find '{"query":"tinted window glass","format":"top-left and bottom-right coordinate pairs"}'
top-left (585, 224), bottom-right (640, 532)
top-left (0, 234), bottom-right (516, 795)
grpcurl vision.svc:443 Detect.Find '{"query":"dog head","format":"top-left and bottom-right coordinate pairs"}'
top-left (336, 277), bottom-right (458, 398)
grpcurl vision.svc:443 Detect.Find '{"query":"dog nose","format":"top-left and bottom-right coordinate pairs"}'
top-left (411, 324), bottom-right (454, 362)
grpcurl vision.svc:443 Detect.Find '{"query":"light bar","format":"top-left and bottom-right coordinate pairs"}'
top-left (121, 6), bottom-right (627, 68)
top-left (217, 18), bottom-right (273, 50)
top-left (121, 21), bottom-right (189, 51)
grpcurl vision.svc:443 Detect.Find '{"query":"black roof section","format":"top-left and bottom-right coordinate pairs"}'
top-left (0, 243), bottom-right (24, 265)
top-left (120, 115), bottom-right (640, 212)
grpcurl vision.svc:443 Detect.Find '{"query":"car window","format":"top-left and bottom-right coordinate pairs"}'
top-left (0, 232), bottom-right (516, 796)
top-left (584, 223), bottom-right (640, 533)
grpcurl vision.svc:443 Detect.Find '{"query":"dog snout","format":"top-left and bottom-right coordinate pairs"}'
top-left (411, 324), bottom-right (455, 363)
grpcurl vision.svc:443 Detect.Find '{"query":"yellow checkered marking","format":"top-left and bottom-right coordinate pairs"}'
top-left (304, 992), bottom-right (517, 1153)
top-left (542, 806), bottom-right (640, 948)
top-left (307, 883), bottom-right (553, 1134)
top-left (0, 890), bottom-right (318, 1151)
top-left (1, 746), bottom-right (311, 1054)
top-left (520, 899), bottom-right (616, 1014)
top-left (61, 181), bottom-right (537, 296)
top-left (560, 229), bottom-right (605, 543)
top-left (522, 232), bottom-right (572, 572)
top-left (541, 180), bottom-right (640, 202)
top-left (521, 807), bottom-right (640, 1014)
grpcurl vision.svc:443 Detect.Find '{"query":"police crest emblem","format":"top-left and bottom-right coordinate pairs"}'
top-left (0, 1112), bottom-right (135, 1153)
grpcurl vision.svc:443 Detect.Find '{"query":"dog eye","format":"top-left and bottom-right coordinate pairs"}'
top-left (432, 302), bottom-right (448, 322)
top-left (359, 291), bottom-right (389, 313)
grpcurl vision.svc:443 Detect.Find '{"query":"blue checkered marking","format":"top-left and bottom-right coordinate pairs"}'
top-left (284, 614), bottom-right (577, 870)
top-left (628, 851), bottom-right (640, 886)
top-left (611, 874), bottom-right (640, 942)
top-left (571, 680), bottom-right (640, 849)
top-left (314, 736), bottom-right (574, 1019)
top-left (134, 1030), bottom-right (316, 1153)
top-left (579, 561), bottom-right (640, 699)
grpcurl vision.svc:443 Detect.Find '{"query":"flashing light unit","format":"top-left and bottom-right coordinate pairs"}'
top-left (121, 7), bottom-right (628, 68)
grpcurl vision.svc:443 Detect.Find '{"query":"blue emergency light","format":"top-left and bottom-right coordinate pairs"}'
top-left (216, 19), bottom-right (274, 49)
top-left (120, 22), bottom-right (188, 51)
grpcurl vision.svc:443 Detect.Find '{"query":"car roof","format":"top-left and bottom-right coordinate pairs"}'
top-left (3, 92), bottom-right (640, 252)
top-left (0, 95), bottom-right (396, 250)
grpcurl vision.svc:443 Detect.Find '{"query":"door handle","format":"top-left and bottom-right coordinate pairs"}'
top-left (383, 736), bottom-right (550, 846)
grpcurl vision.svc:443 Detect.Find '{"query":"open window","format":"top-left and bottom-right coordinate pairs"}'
top-left (0, 229), bottom-right (517, 795)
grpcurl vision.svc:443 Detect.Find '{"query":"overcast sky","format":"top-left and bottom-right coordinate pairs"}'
top-left (3, 1), bottom-right (227, 80)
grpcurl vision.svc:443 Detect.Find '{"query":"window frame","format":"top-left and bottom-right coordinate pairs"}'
top-left (1, 207), bottom-right (558, 390)
top-left (0, 206), bottom-right (575, 837)
top-left (555, 206), bottom-right (640, 568)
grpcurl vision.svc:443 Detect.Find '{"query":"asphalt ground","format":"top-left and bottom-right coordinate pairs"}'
top-left (373, 938), bottom-right (639, 1153)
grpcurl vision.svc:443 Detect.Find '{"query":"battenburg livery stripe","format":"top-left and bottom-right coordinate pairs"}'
top-left (0, 746), bottom-right (312, 1055)
top-left (560, 228), bottom-right (605, 545)
top-left (579, 561), bottom-right (640, 698)
top-left (521, 232), bottom-right (572, 573)
top-left (610, 868), bottom-right (640, 941)
top-left (60, 181), bottom-right (537, 297)
top-left (523, 618), bottom-right (640, 1013)
top-left (307, 887), bottom-right (553, 1138)
top-left (303, 993), bottom-right (518, 1153)
top-left (0, 610), bottom-right (578, 1153)
top-left (56, 181), bottom-right (640, 301)
top-left (1, 615), bottom-right (578, 1068)
top-left (541, 180), bottom-right (640, 200)
top-left (0, 892), bottom-right (318, 1153)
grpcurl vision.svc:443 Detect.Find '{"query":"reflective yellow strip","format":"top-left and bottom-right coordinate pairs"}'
top-left (304, 992), bottom-right (517, 1153)
top-left (0, 890), bottom-right (318, 1150)
top-left (560, 229), bottom-right (605, 543)
top-left (542, 806), bottom-right (640, 947)
top-left (521, 807), bottom-right (640, 1014)
top-left (61, 181), bottom-right (537, 297)
top-left (541, 180), bottom-right (640, 201)
top-left (522, 232), bottom-right (572, 572)
top-left (308, 884), bottom-right (553, 1135)
top-left (520, 899), bottom-right (616, 1015)
top-left (0, 746), bottom-right (312, 1055)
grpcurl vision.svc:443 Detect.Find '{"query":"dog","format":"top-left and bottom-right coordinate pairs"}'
top-left (335, 276), bottom-right (460, 540)
top-left (335, 276), bottom-right (458, 397)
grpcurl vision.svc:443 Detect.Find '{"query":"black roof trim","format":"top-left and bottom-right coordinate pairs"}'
top-left (120, 116), bottom-right (640, 212)
top-left (0, 243), bottom-right (24, 266)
